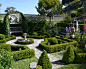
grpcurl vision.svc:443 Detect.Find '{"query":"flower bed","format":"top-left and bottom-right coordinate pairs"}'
top-left (39, 36), bottom-right (78, 53)
top-left (16, 38), bottom-right (34, 44)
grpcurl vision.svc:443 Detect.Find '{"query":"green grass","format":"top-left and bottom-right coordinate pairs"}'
top-left (51, 50), bottom-right (66, 60)
top-left (12, 57), bottom-right (38, 69)
top-left (57, 64), bottom-right (86, 69)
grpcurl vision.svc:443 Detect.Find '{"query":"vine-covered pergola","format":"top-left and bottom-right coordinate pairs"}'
top-left (3, 11), bottom-right (28, 36)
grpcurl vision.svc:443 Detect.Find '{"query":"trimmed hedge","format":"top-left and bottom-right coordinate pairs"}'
top-left (75, 53), bottom-right (86, 63)
top-left (23, 32), bottom-right (51, 39)
top-left (0, 43), bottom-right (11, 52)
top-left (71, 11), bottom-right (77, 18)
top-left (0, 44), bottom-right (35, 61)
top-left (16, 38), bottom-right (34, 44)
top-left (0, 35), bottom-right (16, 43)
top-left (39, 36), bottom-right (78, 53)
top-left (36, 65), bottom-right (42, 69)
top-left (11, 49), bottom-right (35, 61)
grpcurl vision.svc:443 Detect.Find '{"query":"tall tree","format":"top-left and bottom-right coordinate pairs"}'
top-left (36, 0), bottom-right (62, 24)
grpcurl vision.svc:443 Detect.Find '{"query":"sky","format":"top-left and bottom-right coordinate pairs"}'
top-left (0, 0), bottom-right (62, 14)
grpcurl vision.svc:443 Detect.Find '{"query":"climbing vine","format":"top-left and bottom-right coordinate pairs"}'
top-left (3, 11), bottom-right (28, 36)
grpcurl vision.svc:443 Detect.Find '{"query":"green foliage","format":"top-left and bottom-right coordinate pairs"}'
top-left (62, 0), bottom-right (74, 5)
top-left (0, 49), bottom-right (14, 69)
top-left (0, 43), bottom-right (11, 52)
top-left (39, 36), bottom-right (78, 53)
top-left (48, 38), bottom-right (58, 45)
top-left (75, 32), bottom-right (81, 42)
top-left (28, 22), bottom-right (45, 32)
top-left (11, 49), bottom-right (35, 61)
top-left (77, 6), bottom-right (83, 14)
top-left (65, 33), bottom-right (70, 39)
top-left (62, 46), bottom-right (75, 64)
top-left (75, 53), bottom-right (86, 63)
top-left (36, 65), bottom-right (42, 69)
top-left (0, 34), bottom-right (5, 40)
top-left (17, 38), bottom-right (34, 44)
top-left (37, 50), bottom-right (52, 69)
top-left (3, 11), bottom-right (28, 36)
top-left (33, 32), bottom-right (38, 36)
top-left (71, 11), bottom-right (78, 18)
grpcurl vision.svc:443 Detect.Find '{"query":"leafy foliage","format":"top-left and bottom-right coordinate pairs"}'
top-left (37, 50), bottom-right (52, 69)
top-left (62, 46), bottom-right (75, 64)
top-left (0, 49), bottom-right (14, 69)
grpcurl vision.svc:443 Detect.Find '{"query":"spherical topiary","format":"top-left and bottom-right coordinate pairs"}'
top-left (37, 50), bottom-right (52, 69)
top-left (0, 34), bottom-right (5, 40)
top-left (33, 32), bottom-right (38, 36)
top-left (48, 38), bottom-right (58, 45)
top-left (62, 46), bottom-right (75, 64)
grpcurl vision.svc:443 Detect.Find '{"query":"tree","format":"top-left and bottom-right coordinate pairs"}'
top-left (36, 0), bottom-right (62, 25)
top-left (37, 50), bottom-right (52, 69)
top-left (5, 7), bottom-right (15, 13)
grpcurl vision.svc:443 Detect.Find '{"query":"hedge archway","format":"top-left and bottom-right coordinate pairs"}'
top-left (3, 11), bottom-right (28, 36)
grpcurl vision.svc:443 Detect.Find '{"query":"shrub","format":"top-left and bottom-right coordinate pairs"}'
top-left (0, 34), bottom-right (5, 40)
top-left (77, 6), bottom-right (83, 14)
top-left (0, 43), bottom-right (11, 52)
top-left (0, 49), bottom-right (14, 69)
top-left (48, 38), bottom-right (58, 45)
top-left (33, 32), bottom-right (38, 36)
top-left (11, 49), bottom-right (35, 61)
top-left (36, 65), bottom-right (42, 69)
top-left (71, 11), bottom-right (77, 18)
top-left (62, 46), bottom-right (75, 64)
top-left (17, 38), bottom-right (34, 44)
top-left (37, 50), bottom-right (52, 69)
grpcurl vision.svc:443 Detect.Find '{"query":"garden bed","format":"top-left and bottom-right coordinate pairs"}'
top-left (39, 36), bottom-right (78, 53)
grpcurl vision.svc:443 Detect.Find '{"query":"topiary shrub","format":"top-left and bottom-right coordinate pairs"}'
top-left (0, 49), bottom-right (14, 69)
top-left (48, 38), bottom-right (58, 45)
top-left (33, 32), bottom-right (38, 36)
top-left (0, 34), bottom-right (5, 40)
top-left (37, 50), bottom-right (52, 69)
top-left (36, 65), bottom-right (42, 69)
top-left (62, 45), bottom-right (75, 64)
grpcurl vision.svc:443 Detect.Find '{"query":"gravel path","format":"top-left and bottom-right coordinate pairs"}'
top-left (6, 36), bottom-right (65, 69)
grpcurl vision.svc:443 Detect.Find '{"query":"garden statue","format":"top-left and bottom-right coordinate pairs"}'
top-left (76, 20), bottom-right (79, 32)
top-left (23, 33), bottom-right (27, 40)
top-left (71, 24), bottom-right (75, 38)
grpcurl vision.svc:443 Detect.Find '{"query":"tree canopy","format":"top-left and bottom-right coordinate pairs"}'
top-left (36, 0), bottom-right (62, 16)
top-left (5, 7), bottom-right (15, 13)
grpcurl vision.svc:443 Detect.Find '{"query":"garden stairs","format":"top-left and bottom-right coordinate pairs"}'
top-left (58, 28), bottom-right (67, 37)
top-left (6, 36), bottom-right (65, 69)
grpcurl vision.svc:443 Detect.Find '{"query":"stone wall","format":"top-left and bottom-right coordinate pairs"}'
top-left (0, 14), bottom-right (65, 24)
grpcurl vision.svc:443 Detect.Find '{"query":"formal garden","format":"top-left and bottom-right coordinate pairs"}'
top-left (1, 0), bottom-right (86, 69)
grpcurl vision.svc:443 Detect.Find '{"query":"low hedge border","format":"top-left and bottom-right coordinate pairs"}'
top-left (0, 44), bottom-right (35, 61)
top-left (39, 36), bottom-right (78, 53)
top-left (0, 35), bottom-right (16, 43)
top-left (16, 38), bottom-right (34, 44)
top-left (75, 53), bottom-right (86, 63)
top-left (10, 49), bottom-right (35, 61)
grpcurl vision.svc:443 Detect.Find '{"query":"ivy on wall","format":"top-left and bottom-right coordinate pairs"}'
top-left (3, 11), bottom-right (28, 36)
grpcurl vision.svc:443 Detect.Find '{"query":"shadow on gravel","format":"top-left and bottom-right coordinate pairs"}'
top-left (36, 46), bottom-right (43, 51)
top-left (51, 60), bottom-right (66, 65)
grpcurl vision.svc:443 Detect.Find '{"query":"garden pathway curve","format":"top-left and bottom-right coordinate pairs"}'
top-left (6, 36), bottom-right (65, 69)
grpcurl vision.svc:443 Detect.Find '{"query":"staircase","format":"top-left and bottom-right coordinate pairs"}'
top-left (58, 28), bottom-right (67, 37)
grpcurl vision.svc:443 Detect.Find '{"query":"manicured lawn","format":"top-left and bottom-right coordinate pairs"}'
top-left (12, 57), bottom-right (38, 69)
top-left (57, 64), bottom-right (86, 69)
top-left (51, 50), bottom-right (66, 60)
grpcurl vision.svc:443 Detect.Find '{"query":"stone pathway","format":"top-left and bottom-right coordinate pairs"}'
top-left (6, 36), bottom-right (65, 69)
